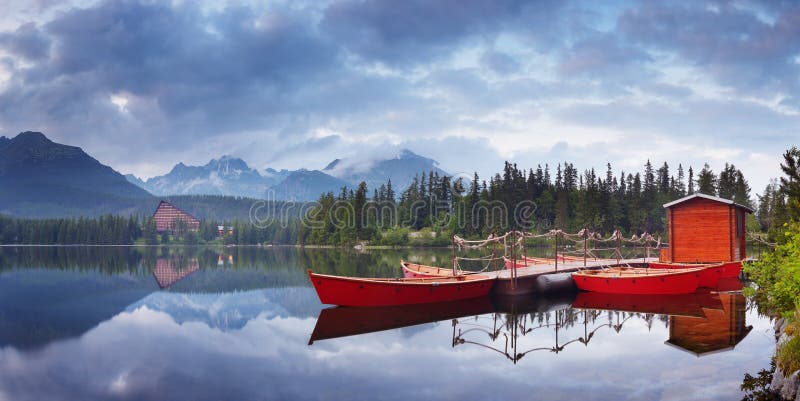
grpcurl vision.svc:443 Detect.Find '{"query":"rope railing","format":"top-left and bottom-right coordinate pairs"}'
top-left (450, 228), bottom-right (665, 277)
top-left (748, 232), bottom-right (777, 248)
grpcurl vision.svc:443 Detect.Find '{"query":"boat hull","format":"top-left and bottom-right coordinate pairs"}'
top-left (308, 271), bottom-right (495, 307)
top-left (648, 261), bottom-right (742, 279)
top-left (572, 267), bottom-right (701, 295)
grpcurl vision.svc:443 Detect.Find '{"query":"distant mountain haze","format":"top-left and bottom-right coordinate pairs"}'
top-left (0, 132), bottom-right (449, 216)
top-left (268, 169), bottom-right (351, 202)
top-left (127, 149), bottom-right (447, 201)
top-left (323, 149), bottom-right (447, 193)
top-left (132, 156), bottom-right (273, 199)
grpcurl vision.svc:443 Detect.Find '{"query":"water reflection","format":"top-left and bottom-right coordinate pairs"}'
top-left (309, 297), bottom-right (495, 344)
top-left (666, 292), bottom-right (753, 356)
top-left (312, 289), bottom-right (755, 367)
top-left (0, 246), bottom-right (776, 401)
top-left (152, 256), bottom-right (199, 288)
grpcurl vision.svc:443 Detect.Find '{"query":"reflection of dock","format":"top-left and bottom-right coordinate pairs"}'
top-left (452, 301), bottom-right (628, 364)
top-left (665, 292), bottom-right (752, 356)
top-left (153, 257), bottom-right (200, 288)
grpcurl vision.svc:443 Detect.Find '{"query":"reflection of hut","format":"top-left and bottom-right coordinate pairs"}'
top-left (665, 292), bottom-right (752, 356)
top-left (662, 194), bottom-right (753, 263)
top-left (152, 257), bottom-right (200, 288)
top-left (152, 200), bottom-right (200, 234)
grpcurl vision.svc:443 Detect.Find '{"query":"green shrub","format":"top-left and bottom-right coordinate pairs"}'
top-left (744, 222), bottom-right (800, 313)
top-left (380, 227), bottom-right (409, 246)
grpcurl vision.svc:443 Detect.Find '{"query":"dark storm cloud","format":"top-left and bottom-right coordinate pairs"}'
top-left (321, 0), bottom-right (568, 66)
top-left (0, 0), bottom-right (796, 187)
top-left (0, 22), bottom-right (50, 60)
top-left (0, 0), bottom-right (342, 143)
top-left (618, 1), bottom-right (800, 102)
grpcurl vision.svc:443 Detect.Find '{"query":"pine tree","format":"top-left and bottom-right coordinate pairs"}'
top-left (696, 164), bottom-right (717, 196)
top-left (733, 169), bottom-right (752, 207)
top-left (780, 146), bottom-right (800, 220)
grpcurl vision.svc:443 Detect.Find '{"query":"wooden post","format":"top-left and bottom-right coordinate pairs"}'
top-left (522, 232), bottom-right (527, 267)
top-left (452, 235), bottom-right (457, 276)
top-left (554, 230), bottom-right (559, 272)
top-left (511, 230), bottom-right (517, 289)
top-left (583, 227), bottom-right (587, 267)
top-left (616, 230), bottom-right (621, 265)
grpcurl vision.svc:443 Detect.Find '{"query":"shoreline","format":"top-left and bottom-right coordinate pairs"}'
top-left (0, 243), bottom-right (455, 250)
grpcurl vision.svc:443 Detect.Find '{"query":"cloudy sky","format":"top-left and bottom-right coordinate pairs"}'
top-left (0, 0), bottom-right (797, 192)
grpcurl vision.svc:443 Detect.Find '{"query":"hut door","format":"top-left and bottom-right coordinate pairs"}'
top-left (734, 210), bottom-right (743, 260)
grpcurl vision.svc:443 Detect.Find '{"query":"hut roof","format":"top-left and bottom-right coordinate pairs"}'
top-left (662, 193), bottom-right (754, 213)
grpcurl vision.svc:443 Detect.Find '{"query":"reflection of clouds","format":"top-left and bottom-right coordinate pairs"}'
top-left (0, 295), bottom-right (776, 401)
top-left (125, 287), bottom-right (320, 330)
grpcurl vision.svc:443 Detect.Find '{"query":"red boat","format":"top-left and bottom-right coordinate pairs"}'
top-left (503, 256), bottom-right (535, 269)
top-left (648, 261), bottom-right (742, 279)
top-left (401, 260), bottom-right (456, 278)
top-left (571, 266), bottom-right (704, 295)
top-left (308, 270), bottom-right (495, 307)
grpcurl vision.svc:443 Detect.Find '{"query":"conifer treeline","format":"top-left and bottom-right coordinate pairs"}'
top-left (0, 214), bottom-right (142, 245)
top-left (303, 160), bottom-right (756, 245)
top-left (0, 159), bottom-right (776, 246)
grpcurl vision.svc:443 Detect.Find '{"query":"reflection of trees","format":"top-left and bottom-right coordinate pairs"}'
top-left (452, 309), bottom-right (660, 364)
top-left (0, 246), bottom-right (489, 289)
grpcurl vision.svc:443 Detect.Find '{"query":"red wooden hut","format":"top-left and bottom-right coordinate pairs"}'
top-left (661, 193), bottom-right (753, 263)
top-left (152, 200), bottom-right (200, 234)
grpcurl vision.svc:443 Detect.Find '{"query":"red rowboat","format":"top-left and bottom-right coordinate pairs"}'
top-left (571, 267), bottom-right (704, 295)
top-left (308, 270), bottom-right (495, 307)
top-left (503, 256), bottom-right (531, 269)
top-left (648, 261), bottom-right (742, 279)
top-left (401, 260), bottom-right (457, 278)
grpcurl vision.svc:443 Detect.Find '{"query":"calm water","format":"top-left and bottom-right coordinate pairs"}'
top-left (0, 246), bottom-right (775, 401)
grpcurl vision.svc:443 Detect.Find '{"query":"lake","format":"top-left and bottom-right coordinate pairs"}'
top-left (0, 246), bottom-right (775, 401)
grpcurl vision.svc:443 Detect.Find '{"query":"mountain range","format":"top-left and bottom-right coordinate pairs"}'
top-left (0, 131), bottom-right (447, 217)
top-left (126, 148), bottom-right (446, 201)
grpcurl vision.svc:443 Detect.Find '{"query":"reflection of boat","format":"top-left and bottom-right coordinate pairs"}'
top-left (649, 261), bottom-right (742, 279)
top-left (307, 270), bottom-right (495, 307)
top-left (714, 276), bottom-right (743, 292)
top-left (152, 257), bottom-right (200, 288)
top-left (665, 292), bottom-right (752, 356)
top-left (572, 291), bottom-right (723, 318)
top-left (572, 267), bottom-right (703, 294)
top-left (308, 297), bottom-right (495, 344)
